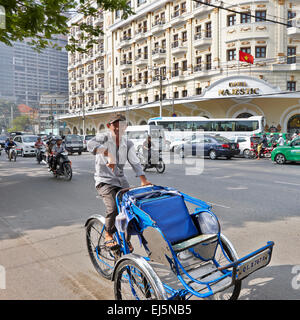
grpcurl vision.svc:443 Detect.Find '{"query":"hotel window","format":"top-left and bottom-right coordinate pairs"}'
top-left (182, 60), bottom-right (187, 71)
top-left (240, 47), bottom-right (251, 54)
top-left (182, 31), bottom-right (187, 43)
top-left (205, 22), bottom-right (212, 38)
top-left (227, 14), bottom-right (236, 26)
top-left (255, 10), bottom-right (266, 22)
top-left (196, 87), bottom-right (202, 95)
top-left (287, 81), bottom-right (296, 91)
top-left (255, 46), bottom-right (266, 58)
top-left (182, 90), bottom-right (188, 97)
top-left (287, 47), bottom-right (296, 64)
top-left (137, 0), bottom-right (146, 7)
top-left (174, 91), bottom-right (179, 98)
top-left (206, 54), bottom-right (211, 70)
top-left (241, 12), bottom-right (251, 24)
top-left (181, 2), bottom-right (186, 14)
top-left (227, 49), bottom-right (236, 61)
top-left (288, 11), bottom-right (296, 28)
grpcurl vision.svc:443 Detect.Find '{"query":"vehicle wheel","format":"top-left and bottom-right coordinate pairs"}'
top-left (243, 149), bottom-right (250, 158)
top-left (78, 151), bottom-right (82, 155)
top-left (63, 163), bottom-right (72, 180)
top-left (209, 150), bottom-right (217, 160)
top-left (226, 156), bottom-right (232, 160)
top-left (114, 259), bottom-right (164, 300)
top-left (275, 153), bottom-right (286, 165)
top-left (248, 150), bottom-right (256, 159)
top-left (208, 238), bottom-right (241, 300)
top-left (156, 160), bottom-right (165, 173)
top-left (86, 218), bottom-right (117, 280)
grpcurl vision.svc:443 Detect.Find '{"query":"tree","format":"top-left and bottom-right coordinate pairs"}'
top-left (8, 115), bottom-right (31, 132)
top-left (0, 0), bottom-right (133, 52)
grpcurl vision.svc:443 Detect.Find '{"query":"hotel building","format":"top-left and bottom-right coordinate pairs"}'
top-left (62, 0), bottom-right (300, 135)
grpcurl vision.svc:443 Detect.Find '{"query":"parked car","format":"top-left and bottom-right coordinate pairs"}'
top-left (169, 135), bottom-right (196, 152)
top-left (271, 137), bottom-right (300, 164)
top-left (81, 134), bottom-right (95, 151)
top-left (0, 135), bottom-right (8, 148)
top-left (229, 136), bottom-right (251, 157)
top-left (64, 134), bottom-right (84, 155)
top-left (13, 135), bottom-right (38, 157)
top-left (175, 135), bottom-right (240, 159)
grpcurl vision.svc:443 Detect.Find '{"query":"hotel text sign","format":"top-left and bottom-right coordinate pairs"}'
top-left (218, 82), bottom-right (260, 96)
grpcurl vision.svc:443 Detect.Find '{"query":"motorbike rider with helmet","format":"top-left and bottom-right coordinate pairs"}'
top-left (51, 136), bottom-right (66, 173)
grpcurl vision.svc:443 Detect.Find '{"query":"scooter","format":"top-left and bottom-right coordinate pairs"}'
top-left (138, 148), bottom-right (165, 174)
top-left (36, 147), bottom-right (47, 164)
top-left (50, 151), bottom-right (72, 180)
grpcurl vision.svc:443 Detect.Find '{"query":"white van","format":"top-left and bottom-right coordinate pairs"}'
top-left (125, 125), bottom-right (167, 152)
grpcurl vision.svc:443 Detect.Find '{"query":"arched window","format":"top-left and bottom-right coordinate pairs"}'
top-left (287, 114), bottom-right (300, 133)
top-left (236, 112), bottom-right (253, 118)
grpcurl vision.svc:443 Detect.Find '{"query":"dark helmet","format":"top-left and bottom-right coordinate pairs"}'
top-left (55, 135), bottom-right (62, 141)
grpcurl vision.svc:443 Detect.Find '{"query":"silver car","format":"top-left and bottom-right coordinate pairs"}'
top-left (13, 135), bottom-right (38, 157)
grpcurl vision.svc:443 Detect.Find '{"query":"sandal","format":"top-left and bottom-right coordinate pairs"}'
top-left (104, 240), bottom-right (120, 250)
top-left (127, 241), bottom-right (134, 253)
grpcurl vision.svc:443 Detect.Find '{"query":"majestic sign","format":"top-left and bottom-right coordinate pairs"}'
top-left (202, 76), bottom-right (280, 99)
top-left (218, 82), bottom-right (259, 96)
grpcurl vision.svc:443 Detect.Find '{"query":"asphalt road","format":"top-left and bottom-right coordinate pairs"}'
top-left (0, 151), bottom-right (299, 300)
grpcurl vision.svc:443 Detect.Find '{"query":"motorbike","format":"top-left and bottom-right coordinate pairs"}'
top-left (36, 147), bottom-right (47, 164)
top-left (8, 146), bottom-right (17, 162)
top-left (137, 147), bottom-right (165, 174)
top-left (247, 144), bottom-right (274, 159)
top-left (50, 151), bottom-right (72, 180)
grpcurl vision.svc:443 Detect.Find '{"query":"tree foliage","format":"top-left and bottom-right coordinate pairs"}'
top-left (0, 0), bottom-right (133, 52)
top-left (8, 114), bottom-right (31, 132)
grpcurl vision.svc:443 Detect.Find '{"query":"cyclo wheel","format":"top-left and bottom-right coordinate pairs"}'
top-left (156, 160), bottom-right (165, 173)
top-left (14, 151), bottom-right (17, 162)
top-left (86, 218), bottom-right (117, 280)
top-left (209, 237), bottom-right (241, 300)
top-left (114, 259), bottom-right (164, 300)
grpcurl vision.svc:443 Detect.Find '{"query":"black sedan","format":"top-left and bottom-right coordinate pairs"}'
top-left (175, 135), bottom-right (240, 159)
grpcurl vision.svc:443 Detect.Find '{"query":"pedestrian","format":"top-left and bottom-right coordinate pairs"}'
top-left (87, 113), bottom-right (151, 250)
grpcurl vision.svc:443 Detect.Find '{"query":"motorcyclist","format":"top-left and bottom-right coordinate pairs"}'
top-left (5, 137), bottom-right (16, 157)
top-left (257, 134), bottom-right (268, 160)
top-left (51, 136), bottom-right (66, 173)
top-left (45, 135), bottom-right (56, 169)
top-left (142, 135), bottom-right (154, 165)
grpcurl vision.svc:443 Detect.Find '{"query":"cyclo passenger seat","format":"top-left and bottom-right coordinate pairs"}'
top-left (134, 189), bottom-right (199, 245)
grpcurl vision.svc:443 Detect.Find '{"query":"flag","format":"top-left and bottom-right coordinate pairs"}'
top-left (239, 50), bottom-right (254, 64)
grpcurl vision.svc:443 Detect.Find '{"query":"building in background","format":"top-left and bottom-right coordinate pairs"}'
top-left (0, 36), bottom-right (69, 109)
top-left (39, 93), bottom-right (69, 135)
top-left (60, 0), bottom-right (300, 135)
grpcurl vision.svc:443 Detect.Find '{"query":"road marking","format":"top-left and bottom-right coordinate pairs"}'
top-left (274, 180), bottom-right (300, 187)
top-left (227, 186), bottom-right (248, 190)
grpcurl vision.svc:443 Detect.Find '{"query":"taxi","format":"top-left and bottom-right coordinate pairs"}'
top-left (271, 137), bottom-right (300, 164)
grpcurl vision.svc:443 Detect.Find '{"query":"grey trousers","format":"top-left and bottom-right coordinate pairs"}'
top-left (96, 183), bottom-right (122, 235)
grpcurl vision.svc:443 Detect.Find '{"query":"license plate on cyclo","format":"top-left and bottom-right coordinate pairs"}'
top-left (237, 251), bottom-right (270, 280)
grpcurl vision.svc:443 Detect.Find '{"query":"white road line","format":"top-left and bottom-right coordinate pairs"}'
top-left (274, 180), bottom-right (300, 187)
